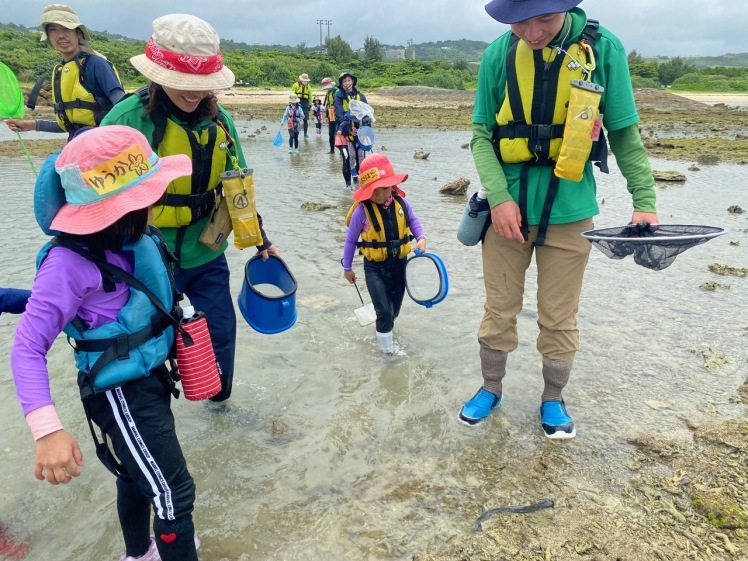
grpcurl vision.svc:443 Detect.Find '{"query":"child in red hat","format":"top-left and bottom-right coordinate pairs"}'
top-left (342, 154), bottom-right (426, 353)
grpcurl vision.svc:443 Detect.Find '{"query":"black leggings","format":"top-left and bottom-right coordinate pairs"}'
top-left (85, 374), bottom-right (198, 561)
top-left (328, 122), bottom-right (337, 152)
top-left (364, 257), bottom-right (407, 333)
top-left (288, 130), bottom-right (299, 149)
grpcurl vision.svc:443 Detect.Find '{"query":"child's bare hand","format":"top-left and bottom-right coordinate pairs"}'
top-left (415, 238), bottom-right (426, 253)
top-left (343, 270), bottom-right (356, 284)
top-left (34, 430), bottom-right (83, 485)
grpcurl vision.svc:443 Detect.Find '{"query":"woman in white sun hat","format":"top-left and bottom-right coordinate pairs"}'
top-left (102, 13), bottom-right (278, 405)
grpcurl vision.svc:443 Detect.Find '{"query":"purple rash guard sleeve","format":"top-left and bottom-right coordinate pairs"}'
top-left (11, 247), bottom-right (130, 417)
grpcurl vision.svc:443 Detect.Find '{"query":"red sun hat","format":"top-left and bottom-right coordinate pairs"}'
top-left (353, 153), bottom-right (408, 202)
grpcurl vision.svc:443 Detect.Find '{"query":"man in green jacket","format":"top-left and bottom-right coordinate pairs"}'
top-left (459, 0), bottom-right (659, 438)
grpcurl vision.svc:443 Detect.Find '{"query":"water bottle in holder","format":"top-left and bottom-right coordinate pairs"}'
top-left (175, 306), bottom-right (222, 400)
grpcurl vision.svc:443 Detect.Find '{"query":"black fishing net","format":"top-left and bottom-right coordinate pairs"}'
top-left (582, 224), bottom-right (726, 271)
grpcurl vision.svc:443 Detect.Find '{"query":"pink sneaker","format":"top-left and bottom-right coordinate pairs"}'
top-left (119, 538), bottom-right (160, 561)
top-left (119, 536), bottom-right (201, 561)
top-left (0, 524), bottom-right (30, 559)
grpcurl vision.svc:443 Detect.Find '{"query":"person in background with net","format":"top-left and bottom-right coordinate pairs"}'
top-left (334, 71), bottom-right (368, 189)
top-left (458, 0), bottom-right (658, 438)
top-left (4, 4), bottom-right (124, 142)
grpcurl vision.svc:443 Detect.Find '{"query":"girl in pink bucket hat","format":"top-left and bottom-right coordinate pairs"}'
top-left (10, 125), bottom-right (204, 560)
top-left (102, 14), bottom-right (278, 405)
top-left (342, 154), bottom-right (427, 353)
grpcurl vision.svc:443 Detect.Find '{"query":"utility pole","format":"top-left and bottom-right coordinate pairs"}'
top-left (407, 39), bottom-right (415, 60)
top-left (326, 20), bottom-right (332, 42)
top-left (316, 20), bottom-right (323, 48)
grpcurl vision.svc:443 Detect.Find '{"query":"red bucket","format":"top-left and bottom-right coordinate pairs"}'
top-left (175, 314), bottom-right (222, 401)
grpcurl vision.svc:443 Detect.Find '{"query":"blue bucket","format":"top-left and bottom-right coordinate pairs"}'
top-left (238, 255), bottom-right (297, 334)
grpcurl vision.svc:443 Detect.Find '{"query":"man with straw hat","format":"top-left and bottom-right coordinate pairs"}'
top-left (458, 0), bottom-right (658, 438)
top-left (291, 72), bottom-right (312, 138)
top-left (102, 14), bottom-right (278, 405)
top-left (4, 4), bottom-right (123, 141)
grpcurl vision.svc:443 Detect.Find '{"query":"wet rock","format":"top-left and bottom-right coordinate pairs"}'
top-left (688, 164), bottom-right (700, 171)
top-left (260, 125), bottom-right (267, 131)
top-left (271, 419), bottom-right (289, 438)
top-left (708, 263), bottom-right (747, 277)
top-left (691, 346), bottom-right (733, 371)
top-left (699, 281), bottom-right (730, 292)
top-left (653, 170), bottom-right (686, 182)
top-left (439, 178), bottom-right (470, 196)
top-left (730, 240), bottom-right (740, 246)
top-left (414, 150), bottom-right (430, 160)
top-left (692, 488), bottom-right (748, 529)
top-left (696, 153), bottom-right (721, 165)
top-left (300, 202), bottom-right (337, 212)
top-left (461, 143), bottom-right (469, 149)
top-left (255, 129), bottom-right (262, 135)
top-left (728, 205), bottom-right (744, 214)
top-left (380, 145), bottom-right (387, 151)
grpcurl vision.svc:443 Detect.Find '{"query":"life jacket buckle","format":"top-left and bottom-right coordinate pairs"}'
top-left (115, 334), bottom-right (129, 361)
top-left (529, 124), bottom-right (553, 140)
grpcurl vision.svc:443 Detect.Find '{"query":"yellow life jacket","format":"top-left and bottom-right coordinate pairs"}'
top-left (341, 92), bottom-right (360, 114)
top-left (495, 40), bottom-right (592, 164)
top-left (51, 53), bottom-right (118, 132)
top-left (345, 196), bottom-right (413, 261)
top-left (292, 82), bottom-right (311, 101)
top-left (150, 117), bottom-right (229, 228)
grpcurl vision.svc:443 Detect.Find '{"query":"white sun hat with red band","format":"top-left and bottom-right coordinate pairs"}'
top-left (130, 14), bottom-right (235, 91)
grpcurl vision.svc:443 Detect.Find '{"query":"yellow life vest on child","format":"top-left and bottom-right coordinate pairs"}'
top-left (345, 196), bottom-right (413, 261)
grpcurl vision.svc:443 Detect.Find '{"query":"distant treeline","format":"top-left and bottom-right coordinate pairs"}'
top-left (1, 23), bottom-right (746, 93)
top-left (0, 27), bottom-right (478, 91)
top-left (628, 50), bottom-right (748, 91)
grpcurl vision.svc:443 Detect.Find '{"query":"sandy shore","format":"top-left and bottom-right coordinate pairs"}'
top-left (674, 92), bottom-right (748, 107)
top-left (2, 87), bottom-right (747, 163)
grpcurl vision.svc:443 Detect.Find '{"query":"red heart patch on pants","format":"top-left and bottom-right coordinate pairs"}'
top-left (160, 533), bottom-right (177, 544)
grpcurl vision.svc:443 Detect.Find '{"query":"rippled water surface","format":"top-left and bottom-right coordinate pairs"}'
top-left (1, 120), bottom-right (747, 561)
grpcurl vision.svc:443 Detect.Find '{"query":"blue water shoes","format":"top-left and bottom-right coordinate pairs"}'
top-left (459, 388), bottom-right (502, 426)
top-left (540, 400), bottom-right (576, 439)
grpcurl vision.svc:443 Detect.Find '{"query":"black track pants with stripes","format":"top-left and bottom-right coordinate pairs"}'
top-left (85, 373), bottom-right (198, 561)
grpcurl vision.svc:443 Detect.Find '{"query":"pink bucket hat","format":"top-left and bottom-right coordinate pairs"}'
top-left (50, 125), bottom-right (192, 235)
top-left (130, 14), bottom-right (235, 91)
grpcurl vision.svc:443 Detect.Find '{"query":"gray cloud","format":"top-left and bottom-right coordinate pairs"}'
top-left (4, 0), bottom-right (746, 57)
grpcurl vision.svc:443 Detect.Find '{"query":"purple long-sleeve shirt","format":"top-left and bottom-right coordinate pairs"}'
top-left (342, 196), bottom-right (425, 270)
top-left (11, 246), bottom-right (131, 416)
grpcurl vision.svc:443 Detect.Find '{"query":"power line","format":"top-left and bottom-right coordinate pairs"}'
top-left (316, 19), bottom-right (332, 48)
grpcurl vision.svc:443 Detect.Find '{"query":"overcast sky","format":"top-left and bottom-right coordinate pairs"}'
top-left (4, 0), bottom-right (746, 58)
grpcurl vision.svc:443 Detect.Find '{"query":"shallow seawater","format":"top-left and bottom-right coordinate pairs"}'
top-left (1, 120), bottom-right (746, 561)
